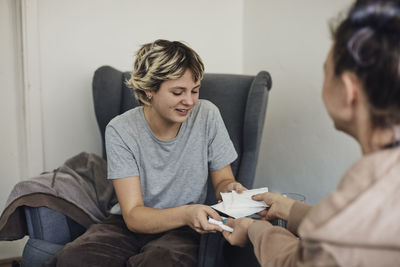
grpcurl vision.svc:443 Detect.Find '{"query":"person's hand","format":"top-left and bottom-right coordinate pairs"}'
top-left (184, 204), bottom-right (223, 234)
top-left (252, 192), bottom-right (295, 221)
top-left (222, 217), bottom-right (253, 247)
top-left (223, 182), bottom-right (247, 193)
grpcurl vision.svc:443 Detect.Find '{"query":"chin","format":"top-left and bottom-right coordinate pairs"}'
top-left (175, 115), bottom-right (190, 123)
top-left (334, 121), bottom-right (353, 136)
top-left (173, 111), bottom-right (192, 123)
top-left (333, 121), bottom-right (345, 131)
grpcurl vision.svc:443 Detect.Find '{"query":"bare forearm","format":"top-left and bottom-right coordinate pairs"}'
top-left (124, 205), bottom-right (189, 234)
top-left (214, 179), bottom-right (236, 200)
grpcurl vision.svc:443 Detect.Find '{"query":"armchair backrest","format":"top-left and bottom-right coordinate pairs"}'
top-left (92, 66), bottom-right (272, 204)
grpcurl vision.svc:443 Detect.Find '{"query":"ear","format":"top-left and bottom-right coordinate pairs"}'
top-left (340, 72), bottom-right (361, 107)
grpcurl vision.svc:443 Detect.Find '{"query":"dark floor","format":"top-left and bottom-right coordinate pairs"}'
top-left (0, 257), bottom-right (21, 267)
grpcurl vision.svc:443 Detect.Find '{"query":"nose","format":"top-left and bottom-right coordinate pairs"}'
top-left (182, 92), bottom-right (194, 106)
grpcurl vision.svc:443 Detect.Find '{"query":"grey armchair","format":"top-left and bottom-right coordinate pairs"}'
top-left (20, 66), bottom-right (272, 266)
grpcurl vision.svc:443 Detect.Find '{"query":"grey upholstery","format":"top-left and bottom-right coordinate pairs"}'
top-left (22, 66), bottom-right (272, 267)
top-left (24, 207), bottom-right (85, 245)
top-left (22, 239), bottom-right (64, 267)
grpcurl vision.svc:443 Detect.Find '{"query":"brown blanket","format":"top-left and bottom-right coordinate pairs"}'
top-left (0, 152), bottom-right (117, 241)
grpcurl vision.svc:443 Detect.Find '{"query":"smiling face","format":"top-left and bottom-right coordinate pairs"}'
top-left (147, 68), bottom-right (200, 127)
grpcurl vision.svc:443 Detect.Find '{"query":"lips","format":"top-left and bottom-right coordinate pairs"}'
top-left (175, 108), bottom-right (190, 116)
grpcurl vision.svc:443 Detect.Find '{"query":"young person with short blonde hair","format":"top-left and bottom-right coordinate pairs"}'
top-left (46, 40), bottom-right (245, 267)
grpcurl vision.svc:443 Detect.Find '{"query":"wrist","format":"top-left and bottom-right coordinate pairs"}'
top-left (279, 198), bottom-right (295, 220)
top-left (181, 205), bottom-right (191, 226)
top-left (221, 180), bottom-right (234, 191)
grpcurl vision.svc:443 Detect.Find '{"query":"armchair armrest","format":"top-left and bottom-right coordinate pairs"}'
top-left (24, 206), bottom-right (85, 245)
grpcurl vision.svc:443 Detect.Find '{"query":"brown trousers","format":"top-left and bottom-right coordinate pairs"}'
top-left (44, 215), bottom-right (200, 267)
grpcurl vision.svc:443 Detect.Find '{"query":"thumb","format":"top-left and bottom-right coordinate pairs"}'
top-left (252, 193), bottom-right (270, 203)
top-left (222, 229), bottom-right (231, 240)
top-left (224, 218), bottom-right (235, 227)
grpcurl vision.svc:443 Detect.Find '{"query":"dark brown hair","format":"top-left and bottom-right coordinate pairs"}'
top-left (331, 0), bottom-right (400, 127)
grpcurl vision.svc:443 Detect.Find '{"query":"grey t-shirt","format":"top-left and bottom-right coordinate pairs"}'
top-left (105, 99), bottom-right (237, 214)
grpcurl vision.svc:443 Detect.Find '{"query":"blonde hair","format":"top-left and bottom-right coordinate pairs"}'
top-left (126, 39), bottom-right (205, 106)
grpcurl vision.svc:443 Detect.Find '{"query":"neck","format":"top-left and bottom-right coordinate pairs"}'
top-left (358, 124), bottom-right (400, 154)
top-left (143, 106), bottom-right (181, 140)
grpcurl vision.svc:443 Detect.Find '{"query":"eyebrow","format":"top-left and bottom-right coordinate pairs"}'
top-left (170, 85), bottom-right (201, 90)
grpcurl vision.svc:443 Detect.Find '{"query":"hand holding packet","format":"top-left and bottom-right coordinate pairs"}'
top-left (211, 187), bottom-right (269, 218)
top-left (208, 217), bottom-right (234, 232)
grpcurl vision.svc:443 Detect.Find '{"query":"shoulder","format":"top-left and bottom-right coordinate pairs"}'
top-left (299, 147), bottom-right (400, 238)
top-left (106, 107), bottom-right (142, 131)
top-left (192, 99), bottom-right (220, 119)
top-left (186, 100), bottom-right (221, 129)
top-left (197, 99), bottom-right (219, 112)
top-left (337, 147), bottom-right (400, 191)
top-left (105, 107), bottom-right (144, 141)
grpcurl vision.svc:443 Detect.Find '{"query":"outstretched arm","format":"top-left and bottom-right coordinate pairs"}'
top-left (253, 192), bottom-right (312, 235)
top-left (113, 177), bottom-right (223, 234)
top-left (223, 218), bottom-right (300, 267)
top-left (210, 165), bottom-right (247, 200)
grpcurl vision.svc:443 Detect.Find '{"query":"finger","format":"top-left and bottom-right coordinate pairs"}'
top-left (222, 230), bottom-right (231, 240)
top-left (237, 183), bottom-right (248, 191)
top-left (194, 227), bottom-right (207, 234)
top-left (200, 219), bottom-right (223, 232)
top-left (266, 211), bottom-right (278, 221)
top-left (203, 228), bottom-right (218, 234)
top-left (256, 210), bottom-right (268, 220)
top-left (232, 183), bottom-right (246, 193)
top-left (232, 183), bottom-right (241, 191)
top-left (251, 193), bottom-right (265, 200)
top-left (206, 207), bottom-right (222, 221)
top-left (209, 225), bottom-right (223, 232)
top-left (257, 210), bottom-right (268, 217)
top-left (198, 210), bottom-right (222, 232)
top-left (224, 218), bottom-right (235, 227)
top-left (252, 192), bottom-right (272, 204)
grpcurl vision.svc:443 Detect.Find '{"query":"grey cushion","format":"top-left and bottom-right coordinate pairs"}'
top-left (24, 206), bottom-right (85, 245)
top-left (22, 238), bottom-right (64, 267)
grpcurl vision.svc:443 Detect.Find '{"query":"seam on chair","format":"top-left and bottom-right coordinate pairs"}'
top-left (26, 240), bottom-right (63, 255)
top-left (51, 168), bottom-right (59, 188)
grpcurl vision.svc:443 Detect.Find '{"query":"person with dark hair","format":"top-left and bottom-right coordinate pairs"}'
top-left (45, 39), bottom-right (245, 266)
top-left (222, 0), bottom-right (400, 265)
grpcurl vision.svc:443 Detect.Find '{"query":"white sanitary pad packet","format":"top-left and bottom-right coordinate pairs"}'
top-left (211, 187), bottom-right (269, 218)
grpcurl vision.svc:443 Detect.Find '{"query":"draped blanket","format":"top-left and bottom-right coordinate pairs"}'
top-left (0, 152), bottom-right (117, 241)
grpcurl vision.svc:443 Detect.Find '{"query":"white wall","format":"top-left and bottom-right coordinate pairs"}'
top-left (38, 0), bottom-right (244, 170)
top-left (244, 0), bottom-right (360, 204)
top-left (0, 0), bottom-right (28, 259)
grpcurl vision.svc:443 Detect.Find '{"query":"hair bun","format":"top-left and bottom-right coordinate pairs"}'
top-left (350, 1), bottom-right (400, 32)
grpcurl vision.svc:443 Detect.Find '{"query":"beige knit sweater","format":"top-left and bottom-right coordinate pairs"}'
top-left (248, 147), bottom-right (400, 266)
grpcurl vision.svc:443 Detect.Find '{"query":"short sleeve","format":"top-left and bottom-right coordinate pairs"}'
top-left (208, 106), bottom-right (238, 171)
top-left (105, 125), bottom-right (140, 179)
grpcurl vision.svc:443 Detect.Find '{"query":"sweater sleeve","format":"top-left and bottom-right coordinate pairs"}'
top-left (248, 221), bottom-right (300, 267)
top-left (287, 201), bottom-right (312, 235)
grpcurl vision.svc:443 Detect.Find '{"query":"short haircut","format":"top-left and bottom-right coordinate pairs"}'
top-left (126, 39), bottom-right (205, 106)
